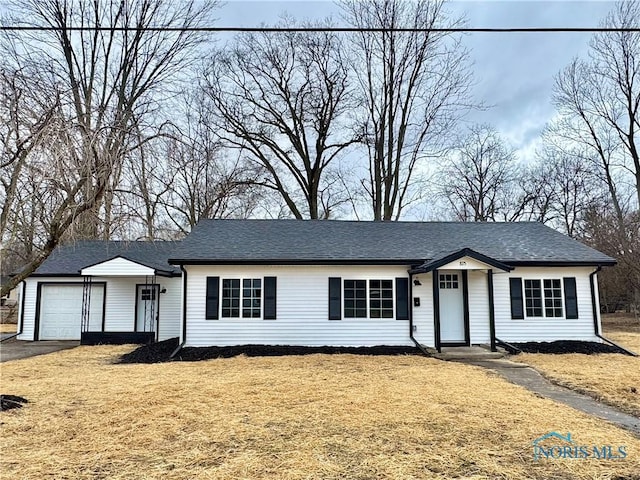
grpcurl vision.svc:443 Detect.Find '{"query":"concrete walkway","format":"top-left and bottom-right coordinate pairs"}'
top-left (460, 358), bottom-right (640, 437)
top-left (0, 340), bottom-right (79, 362)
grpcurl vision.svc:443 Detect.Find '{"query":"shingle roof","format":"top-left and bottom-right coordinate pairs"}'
top-left (169, 219), bottom-right (615, 265)
top-left (34, 241), bottom-right (180, 276)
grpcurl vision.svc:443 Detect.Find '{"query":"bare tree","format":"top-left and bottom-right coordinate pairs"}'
top-left (0, 0), bottom-right (216, 296)
top-left (342, 0), bottom-right (473, 220)
top-left (549, 1), bottom-right (639, 313)
top-left (203, 20), bottom-right (357, 219)
top-left (582, 207), bottom-right (640, 313)
top-left (0, 67), bottom-right (60, 243)
top-left (552, 1), bottom-right (639, 219)
top-left (439, 125), bottom-right (517, 221)
top-left (515, 144), bottom-right (604, 236)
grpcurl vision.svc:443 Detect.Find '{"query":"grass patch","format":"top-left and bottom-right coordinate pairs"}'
top-left (608, 332), bottom-right (640, 353)
top-left (0, 323), bottom-right (17, 334)
top-left (1, 346), bottom-right (639, 479)
top-left (520, 315), bottom-right (640, 418)
top-left (519, 351), bottom-right (640, 418)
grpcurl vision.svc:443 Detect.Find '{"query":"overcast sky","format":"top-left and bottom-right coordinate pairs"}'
top-left (218, 0), bottom-right (616, 163)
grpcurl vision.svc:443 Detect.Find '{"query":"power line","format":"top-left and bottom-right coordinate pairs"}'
top-left (0, 26), bottom-right (639, 33)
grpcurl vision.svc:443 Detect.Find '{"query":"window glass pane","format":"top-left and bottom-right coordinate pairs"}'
top-left (222, 279), bottom-right (241, 318)
top-left (524, 279), bottom-right (543, 317)
top-left (242, 278), bottom-right (262, 318)
top-left (369, 279), bottom-right (393, 319)
top-left (543, 278), bottom-right (563, 317)
top-left (344, 280), bottom-right (367, 318)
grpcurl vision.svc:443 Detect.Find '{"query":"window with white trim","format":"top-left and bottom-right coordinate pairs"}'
top-left (344, 280), bottom-right (367, 318)
top-left (221, 279), bottom-right (240, 317)
top-left (344, 279), bottom-right (394, 318)
top-left (543, 279), bottom-right (563, 317)
top-left (369, 279), bottom-right (393, 318)
top-left (524, 279), bottom-right (563, 318)
top-left (242, 278), bottom-right (262, 318)
top-left (524, 279), bottom-right (542, 317)
top-left (221, 278), bottom-right (261, 318)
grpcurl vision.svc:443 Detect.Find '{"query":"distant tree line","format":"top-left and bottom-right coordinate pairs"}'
top-left (1, 0), bottom-right (638, 313)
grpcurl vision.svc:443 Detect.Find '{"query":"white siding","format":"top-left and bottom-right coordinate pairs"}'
top-left (18, 276), bottom-right (181, 341)
top-left (468, 270), bottom-right (490, 344)
top-left (81, 257), bottom-right (155, 276)
top-left (102, 277), bottom-right (137, 332)
top-left (158, 277), bottom-right (181, 340)
top-left (493, 266), bottom-right (599, 342)
top-left (411, 273), bottom-right (435, 347)
top-left (184, 265), bottom-right (415, 347)
top-left (18, 279), bottom-right (38, 340)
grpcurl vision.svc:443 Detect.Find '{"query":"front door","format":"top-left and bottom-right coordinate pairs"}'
top-left (438, 272), bottom-right (466, 344)
top-left (136, 285), bottom-right (159, 334)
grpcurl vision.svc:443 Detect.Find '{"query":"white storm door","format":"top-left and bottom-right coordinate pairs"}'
top-left (438, 272), bottom-right (466, 343)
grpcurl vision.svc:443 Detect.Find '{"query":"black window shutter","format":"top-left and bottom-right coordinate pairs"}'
top-left (264, 276), bottom-right (277, 320)
top-left (205, 276), bottom-right (219, 320)
top-left (328, 277), bottom-right (342, 320)
top-left (509, 277), bottom-right (524, 319)
top-left (395, 277), bottom-right (409, 320)
top-left (563, 277), bottom-right (578, 319)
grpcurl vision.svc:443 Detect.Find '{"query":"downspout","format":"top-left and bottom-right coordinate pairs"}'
top-left (589, 266), bottom-right (637, 356)
top-left (169, 266), bottom-right (188, 359)
top-left (408, 271), bottom-right (430, 356)
top-left (0, 280), bottom-right (26, 343)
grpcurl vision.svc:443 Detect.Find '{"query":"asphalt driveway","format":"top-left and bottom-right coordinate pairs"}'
top-left (0, 339), bottom-right (79, 362)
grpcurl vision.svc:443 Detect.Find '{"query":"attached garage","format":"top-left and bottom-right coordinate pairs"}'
top-left (37, 284), bottom-right (104, 340)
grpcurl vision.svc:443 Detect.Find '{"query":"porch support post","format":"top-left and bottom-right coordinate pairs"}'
top-left (487, 269), bottom-right (496, 352)
top-left (432, 269), bottom-right (441, 352)
top-left (461, 270), bottom-right (470, 346)
top-left (81, 276), bottom-right (92, 335)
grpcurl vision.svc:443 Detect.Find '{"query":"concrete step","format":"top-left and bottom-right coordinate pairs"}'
top-left (433, 345), bottom-right (506, 361)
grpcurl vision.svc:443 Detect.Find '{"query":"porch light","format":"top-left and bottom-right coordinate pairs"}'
top-left (160, 287), bottom-right (167, 294)
top-left (413, 279), bottom-right (422, 286)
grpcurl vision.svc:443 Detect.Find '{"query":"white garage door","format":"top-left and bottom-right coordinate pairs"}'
top-left (39, 284), bottom-right (104, 340)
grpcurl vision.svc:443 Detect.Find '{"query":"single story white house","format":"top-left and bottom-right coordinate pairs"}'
top-left (16, 220), bottom-right (616, 351)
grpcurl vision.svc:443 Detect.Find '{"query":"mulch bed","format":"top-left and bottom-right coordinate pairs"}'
top-left (118, 337), bottom-right (421, 364)
top-left (513, 340), bottom-right (627, 355)
top-left (1, 395), bottom-right (28, 411)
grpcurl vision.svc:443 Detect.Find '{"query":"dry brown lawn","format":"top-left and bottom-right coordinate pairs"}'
top-left (519, 315), bottom-right (640, 418)
top-left (1, 347), bottom-right (639, 479)
top-left (0, 322), bottom-right (17, 334)
top-left (519, 351), bottom-right (640, 418)
top-left (607, 331), bottom-right (640, 353)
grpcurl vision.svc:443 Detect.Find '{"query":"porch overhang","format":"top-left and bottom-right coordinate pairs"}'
top-left (409, 248), bottom-right (513, 274)
top-left (79, 255), bottom-right (173, 277)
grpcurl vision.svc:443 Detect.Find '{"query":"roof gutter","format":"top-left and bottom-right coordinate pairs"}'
top-left (589, 266), bottom-right (637, 357)
top-left (1, 281), bottom-right (26, 343)
top-left (408, 271), bottom-right (431, 356)
top-left (170, 266), bottom-right (188, 359)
